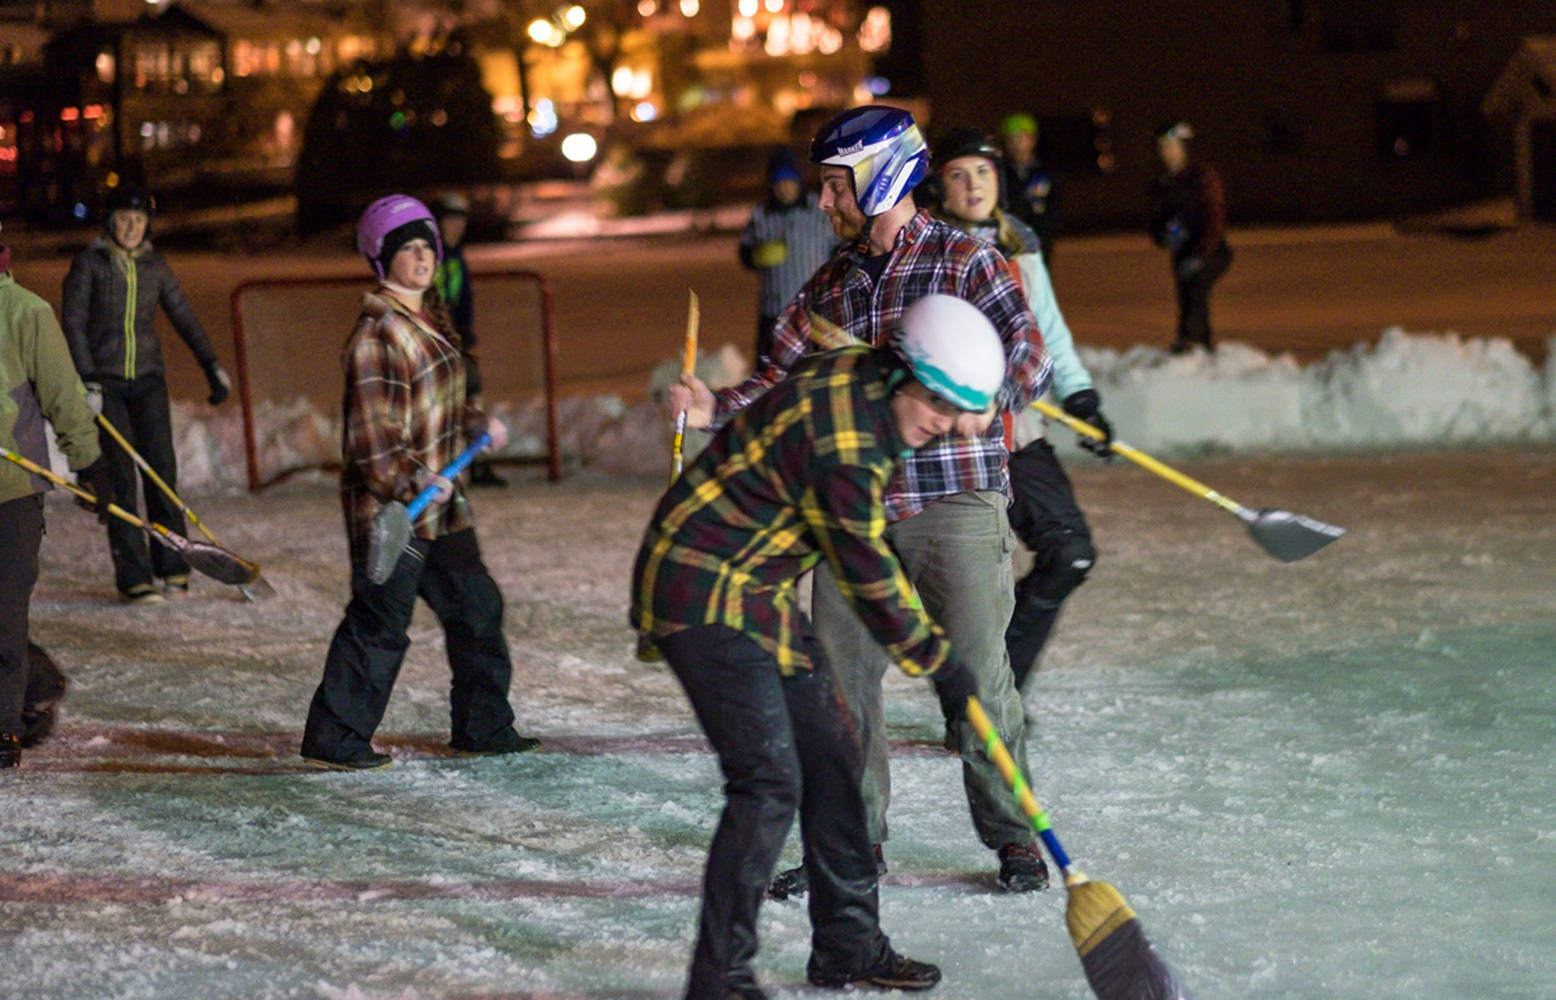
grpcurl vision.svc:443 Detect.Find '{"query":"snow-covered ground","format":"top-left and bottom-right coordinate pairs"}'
top-left (89, 328), bottom-right (1556, 494)
top-left (6, 395), bottom-right (1555, 999)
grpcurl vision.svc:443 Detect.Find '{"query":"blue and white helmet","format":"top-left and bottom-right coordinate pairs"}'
top-left (810, 106), bottom-right (929, 217)
top-left (894, 294), bottom-right (1007, 412)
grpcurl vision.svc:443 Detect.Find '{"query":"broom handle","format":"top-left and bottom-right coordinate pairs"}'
top-left (406, 432), bottom-right (491, 519)
top-left (966, 696), bottom-right (1074, 871)
top-left (669, 291), bottom-right (700, 484)
top-left (95, 413), bottom-right (223, 546)
top-left (1031, 398), bottom-right (1247, 518)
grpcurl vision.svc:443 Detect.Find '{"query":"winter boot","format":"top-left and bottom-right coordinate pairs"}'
top-left (997, 842), bottom-right (1050, 892)
top-left (301, 745), bottom-right (393, 770)
top-left (0, 733), bottom-right (20, 769)
top-left (808, 947), bottom-right (941, 991)
top-left (450, 728), bottom-right (540, 756)
top-left (768, 844), bottom-right (885, 900)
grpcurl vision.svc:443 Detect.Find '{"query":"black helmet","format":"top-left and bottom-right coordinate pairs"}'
top-left (104, 184), bottom-right (155, 218)
top-left (933, 128), bottom-right (1004, 170)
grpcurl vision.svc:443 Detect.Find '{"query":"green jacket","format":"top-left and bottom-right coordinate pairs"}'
top-left (2, 271), bottom-right (101, 503)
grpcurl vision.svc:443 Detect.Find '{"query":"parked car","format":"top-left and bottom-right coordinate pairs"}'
top-left (295, 51), bottom-right (501, 233)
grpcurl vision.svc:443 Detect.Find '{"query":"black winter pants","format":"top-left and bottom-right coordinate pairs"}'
top-left (98, 374), bottom-right (187, 593)
top-left (1173, 242), bottom-right (1233, 349)
top-left (0, 495), bottom-right (43, 736)
top-left (1005, 441), bottom-right (1095, 690)
top-left (301, 528), bottom-right (516, 758)
top-left (657, 623), bottom-right (890, 998)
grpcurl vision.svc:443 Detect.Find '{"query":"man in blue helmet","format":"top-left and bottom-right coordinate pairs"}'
top-left (672, 105), bottom-right (1056, 898)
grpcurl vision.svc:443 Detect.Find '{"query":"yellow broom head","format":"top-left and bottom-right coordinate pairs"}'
top-left (1066, 878), bottom-right (1137, 957)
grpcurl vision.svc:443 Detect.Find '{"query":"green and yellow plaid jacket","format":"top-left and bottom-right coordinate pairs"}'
top-left (631, 345), bottom-right (954, 678)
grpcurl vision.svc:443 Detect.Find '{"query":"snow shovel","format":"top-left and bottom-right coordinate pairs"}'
top-left (635, 291), bottom-right (701, 664)
top-left (365, 432), bottom-right (491, 585)
top-left (1032, 398), bottom-right (1344, 562)
top-left (95, 413), bottom-right (274, 599)
top-left (1, 444), bottom-right (262, 587)
top-left (966, 696), bottom-right (1192, 1000)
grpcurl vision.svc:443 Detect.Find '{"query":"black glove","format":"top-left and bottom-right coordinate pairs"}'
top-left (1062, 389), bottom-right (1113, 459)
top-left (202, 361), bottom-right (231, 406)
top-left (931, 660), bottom-right (979, 721)
top-left (74, 456), bottom-right (114, 523)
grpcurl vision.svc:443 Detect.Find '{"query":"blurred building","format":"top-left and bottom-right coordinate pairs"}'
top-left (920, 1), bottom-right (1556, 226)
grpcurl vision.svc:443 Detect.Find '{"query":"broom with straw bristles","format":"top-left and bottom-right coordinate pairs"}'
top-left (966, 696), bottom-right (1193, 1000)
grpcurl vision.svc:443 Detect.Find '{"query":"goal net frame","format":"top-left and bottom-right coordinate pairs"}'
top-left (230, 270), bottom-right (561, 492)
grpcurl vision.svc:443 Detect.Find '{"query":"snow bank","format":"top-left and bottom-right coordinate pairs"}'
top-left (55, 331), bottom-right (1553, 494)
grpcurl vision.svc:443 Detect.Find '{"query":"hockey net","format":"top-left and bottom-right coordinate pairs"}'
top-left (231, 271), bottom-right (560, 491)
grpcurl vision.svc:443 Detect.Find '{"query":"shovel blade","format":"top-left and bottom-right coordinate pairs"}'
top-left (181, 538), bottom-right (264, 585)
top-left (367, 502), bottom-right (412, 585)
top-left (1247, 508), bottom-right (1346, 562)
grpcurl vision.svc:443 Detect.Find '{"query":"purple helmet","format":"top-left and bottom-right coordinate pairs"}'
top-left (356, 194), bottom-right (443, 279)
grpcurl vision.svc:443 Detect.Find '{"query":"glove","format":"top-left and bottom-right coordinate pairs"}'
top-left (203, 361), bottom-right (231, 406)
top-left (83, 381), bottom-right (103, 416)
top-left (1062, 389), bottom-right (1113, 459)
top-left (751, 240), bottom-right (787, 269)
top-left (73, 456), bottom-right (114, 523)
top-left (1174, 255), bottom-right (1203, 280)
top-left (931, 660), bottom-right (979, 721)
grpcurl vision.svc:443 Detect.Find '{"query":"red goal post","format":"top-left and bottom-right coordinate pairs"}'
top-left (231, 270), bottom-right (561, 492)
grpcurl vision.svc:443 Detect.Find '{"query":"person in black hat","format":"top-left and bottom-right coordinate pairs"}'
top-left (1150, 122), bottom-right (1233, 353)
top-left (60, 184), bottom-right (231, 603)
top-left (430, 192), bottom-right (505, 488)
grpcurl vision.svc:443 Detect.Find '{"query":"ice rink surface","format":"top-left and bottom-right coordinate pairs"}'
top-left (4, 445), bottom-right (1554, 999)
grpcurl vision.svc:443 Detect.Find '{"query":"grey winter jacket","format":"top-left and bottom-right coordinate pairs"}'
top-left (61, 237), bottom-right (217, 382)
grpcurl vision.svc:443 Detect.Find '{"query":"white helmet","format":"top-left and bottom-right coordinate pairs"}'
top-left (893, 295), bottom-right (1007, 412)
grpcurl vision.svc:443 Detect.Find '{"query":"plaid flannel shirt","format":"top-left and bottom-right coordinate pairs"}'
top-left (633, 346), bottom-right (955, 677)
top-left (712, 210), bottom-right (1051, 521)
top-left (340, 289), bottom-right (486, 551)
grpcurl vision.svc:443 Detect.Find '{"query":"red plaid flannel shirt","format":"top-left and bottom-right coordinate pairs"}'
top-left (712, 211), bottom-right (1051, 520)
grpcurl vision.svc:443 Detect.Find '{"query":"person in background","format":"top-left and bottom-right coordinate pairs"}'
top-left (1150, 121), bottom-right (1232, 353)
top-left (60, 184), bottom-right (231, 604)
top-left (634, 297), bottom-right (1005, 996)
top-left (1, 226), bottom-right (113, 768)
top-left (430, 192), bottom-right (505, 488)
top-left (737, 146), bottom-right (839, 362)
top-left (929, 128), bottom-right (1110, 701)
top-left (998, 113), bottom-right (1060, 266)
top-left (299, 194), bottom-right (536, 770)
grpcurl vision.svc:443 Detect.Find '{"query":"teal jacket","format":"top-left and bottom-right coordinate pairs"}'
top-left (1, 271), bottom-right (101, 503)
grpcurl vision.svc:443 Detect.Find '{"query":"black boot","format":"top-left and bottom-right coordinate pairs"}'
top-left (1, 733), bottom-right (20, 769)
top-left (769, 844), bottom-right (884, 900)
top-left (808, 946), bottom-right (941, 991)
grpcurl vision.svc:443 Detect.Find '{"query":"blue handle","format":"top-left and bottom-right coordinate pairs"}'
top-left (406, 432), bottom-right (491, 519)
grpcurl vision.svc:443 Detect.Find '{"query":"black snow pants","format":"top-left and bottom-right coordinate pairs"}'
top-left (0, 495), bottom-right (43, 737)
top-left (98, 374), bottom-right (188, 595)
top-left (1173, 242), bottom-right (1232, 350)
top-left (656, 622), bottom-right (891, 999)
top-left (301, 528), bottom-right (517, 759)
top-left (1005, 440), bottom-right (1095, 691)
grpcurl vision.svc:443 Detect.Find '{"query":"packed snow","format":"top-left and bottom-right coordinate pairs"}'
top-left (50, 329), bottom-right (1556, 494)
top-left (8, 331), bottom-right (1556, 999)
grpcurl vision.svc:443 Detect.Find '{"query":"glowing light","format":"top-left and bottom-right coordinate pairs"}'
top-left (679, 0), bottom-right (699, 16)
top-left (560, 132), bottom-right (598, 162)
top-left (732, 15), bottom-right (755, 40)
top-left (859, 6), bottom-right (892, 52)
top-left (631, 101), bottom-right (658, 122)
top-left (562, 4), bottom-right (586, 28)
top-left (637, 0), bottom-right (656, 14)
top-left (737, 0), bottom-right (757, 14)
top-left (528, 18), bottom-right (555, 44)
top-left (765, 0), bottom-right (782, 11)
top-left (527, 98), bottom-right (558, 137)
top-left (60, 107), bottom-right (80, 122)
